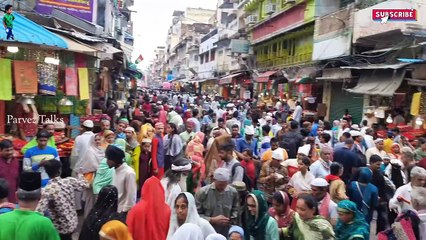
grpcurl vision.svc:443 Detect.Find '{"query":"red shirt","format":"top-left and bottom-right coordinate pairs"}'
top-left (241, 159), bottom-right (256, 184)
top-left (0, 157), bottom-right (19, 203)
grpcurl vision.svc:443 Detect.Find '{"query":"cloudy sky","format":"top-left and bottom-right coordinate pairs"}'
top-left (131, 0), bottom-right (217, 70)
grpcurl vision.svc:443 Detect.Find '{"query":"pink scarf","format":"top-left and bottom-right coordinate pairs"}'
top-left (319, 193), bottom-right (331, 219)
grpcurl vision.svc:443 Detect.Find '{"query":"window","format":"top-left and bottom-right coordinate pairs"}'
top-left (200, 54), bottom-right (204, 64)
top-left (205, 52), bottom-right (210, 62)
top-left (194, 55), bottom-right (198, 61)
top-left (211, 50), bottom-right (216, 61)
top-left (272, 43), bottom-right (278, 57)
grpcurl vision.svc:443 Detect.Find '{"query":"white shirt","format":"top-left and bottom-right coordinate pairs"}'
top-left (365, 147), bottom-right (386, 164)
top-left (292, 105), bottom-right (303, 122)
top-left (222, 159), bottom-right (244, 183)
top-left (288, 171), bottom-right (315, 192)
top-left (72, 131), bottom-right (94, 170)
top-left (161, 178), bottom-right (182, 209)
top-left (318, 198), bottom-right (338, 221)
top-left (389, 183), bottom-right (413, 213)
top-left (310, 159), bottom-right (331, 179)
top-left (112, 163), bottom-right (137, 213)
top-left (364, 135), bottom-right (375, 149)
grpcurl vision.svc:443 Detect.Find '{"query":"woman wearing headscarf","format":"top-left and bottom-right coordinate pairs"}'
top-left (93, 159), bottom-right (114, 195)
top-left (287, 156), bottom-right (314, 210)
top-left (185, 132), bottom-right (206, 193)
top-left (245, 190), bottom-right (279, 240)
top-left (268, 191), bottom-right (295, 228)
top-left (167, 192), bottom-right (216, 239)
top-left (334, 200), bottom-right (369, 240)
top-left (127, 176), bottom-right (171, 240)
top-left (99, 220), bottom-right (132, 240)
top-left (281, 194), bottom-right (335, 240)
top-left (81, 134), bottom-right (106, 217)
top-left (79, 185), bottom-right (120, 240)
top-left (347, 167), bottom-right (378, 223)
top-left (133, 123), bottom-right (155, 183)
top-left (170, 223), bottom-right (204, 240)
top-left (101, 130), bottom-right (116, 149)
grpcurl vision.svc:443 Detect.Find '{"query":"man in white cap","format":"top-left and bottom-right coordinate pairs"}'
top-left (226, 111), bottom-right (240, 132)
top-left (235, 125), bottom-right (258, 157)
top-left (258, 149), bottom-right (287, 202)
top-left (72, 120), bottom-right (94, 171)
top-left (195, 168), bottom-right (239, 236)
top-left (310, 178), bottom-right (338, 226)
top-left (366, 138), bottom-right (386, 164)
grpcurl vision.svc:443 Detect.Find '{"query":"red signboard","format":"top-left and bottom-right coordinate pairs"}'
top-left (372, 9), bottom-right (417, 21)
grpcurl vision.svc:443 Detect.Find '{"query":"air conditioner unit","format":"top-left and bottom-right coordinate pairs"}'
top-left (265, 4), bottom-right (277, 15)
top-left (246, 15), bottom-right (258, 24)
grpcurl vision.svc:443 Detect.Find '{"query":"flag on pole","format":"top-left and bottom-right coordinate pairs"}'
top-left (135, 54), bottom-right (144, 64)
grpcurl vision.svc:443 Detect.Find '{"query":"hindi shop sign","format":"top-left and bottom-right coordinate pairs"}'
top-left (35, 0), bottom-right (94, 22)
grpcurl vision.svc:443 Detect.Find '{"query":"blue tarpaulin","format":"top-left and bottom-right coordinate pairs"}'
top-left (0, 12), bottom-right (68, 49)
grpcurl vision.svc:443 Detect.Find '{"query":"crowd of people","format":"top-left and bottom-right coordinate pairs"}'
top-left (0, 91), bottom-right (425, 240)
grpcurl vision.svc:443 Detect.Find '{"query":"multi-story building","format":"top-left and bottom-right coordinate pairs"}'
top-left (165, 8), bottom-right (216, 82)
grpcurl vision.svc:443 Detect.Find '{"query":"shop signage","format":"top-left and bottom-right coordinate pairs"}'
top-left (13, 61), bottom-right (38, 94)
top-left (230, 39), bottom-right (249, 54)
top-left (35, 0), bottom-right (94, 22)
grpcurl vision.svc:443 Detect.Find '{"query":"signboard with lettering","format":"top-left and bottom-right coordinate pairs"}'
top-left (230, 39), bottom-right (250, 54)
top-left (35, 0), bottom-right (94, 22)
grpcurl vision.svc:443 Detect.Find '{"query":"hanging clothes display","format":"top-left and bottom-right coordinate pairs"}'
top-left (38, 63), bottom-right (58, 95)
top-left (13, 60), bottom-right (38, 94)
top-left (65, 68), bottom-right (79, 96)
top-left (411, 92), bottom-right (421, 116)
top-left (0, 58), bottom-right (12, 100)
top-left (420, 92), bottom-right (426, 115)
top-left (99, 67), bottom-right (112, 94)
top-left (78, 68), bottom-right (90, 100)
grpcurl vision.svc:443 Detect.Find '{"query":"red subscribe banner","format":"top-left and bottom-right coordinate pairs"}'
top-left (372, 9), bottom-right (417, 21)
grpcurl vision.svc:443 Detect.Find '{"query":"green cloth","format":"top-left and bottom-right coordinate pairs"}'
top-left (0, 58), bottom-right (13, 100)
top-left (92, 158), bottom-right (114, 194)
top-left (0, 209), bottom-right (60, 240)
top-left (3, 13), bottom-right (14, 28)
top-left (335, 200), bottom-right (369, 240)
top-left (285, 213), bottom-right (335, 240)
top-left (21, 137), bottom-right (56, 154)
top-left (246, 190), bottom-right (278, 240)
top-left (414, 148), bottom-right (426, 161)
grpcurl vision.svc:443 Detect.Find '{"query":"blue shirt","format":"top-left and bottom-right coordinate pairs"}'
top-left (23, 146), bottom-right (60, 186)
top-left (236, 138), bottom-right (258, 157)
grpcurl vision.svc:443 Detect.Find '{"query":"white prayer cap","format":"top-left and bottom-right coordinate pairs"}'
top-left (125, 127), bottom-right (135, 133)
top-left (82, 120), bottom-right (94, 128)
top-left (226, 103), bottom-right (235, 108)
top-left (311, 178), bottom-right (329, 187)
top-left (245, 126), bottom-right (255, 135)
top-left (351, 124), bottom-right (360, 130)
top-left (214, 168), bottom-right (230, 182)
top-left (350, 130), bottom-right (361, 137)
top-left (374, 138), bottom-right (384, 144)
top-left (265, 116), bottom-right (273, 121)
top-left (297, 144), bottom-right (311, 156)
top-left (142, 138), bottom-right (152, 144)
top-left (272, 149), bottom-right (284, 161)
top-left (266, 112), bottom-right (273, 117)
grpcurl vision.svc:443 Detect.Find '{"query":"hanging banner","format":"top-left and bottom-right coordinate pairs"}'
top-left (13, 60), bottom-right (38, 94)
top-left (0, 59), bottom-right (12, 100)
top-left (35, 0), bottom-right (94, 22)
top-left (78, 68), bottom-right (89, 100)
top-left (65, 68), bottom-right (78, 96)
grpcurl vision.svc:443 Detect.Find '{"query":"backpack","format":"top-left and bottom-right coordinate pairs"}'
top-left (231, 162), bottom-right (253, 191)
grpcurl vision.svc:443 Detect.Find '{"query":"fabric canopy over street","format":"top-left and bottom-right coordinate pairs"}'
top-left (256, 71), bottom-right (277, 82)
top-left (56, 34), bottom-right (98, 54)
top-left (219, 72), bottom-right (243, 85)
top-left (0, 12), bottom-right (67, 49)
top-left (345, 69), bottom-right (406, 96)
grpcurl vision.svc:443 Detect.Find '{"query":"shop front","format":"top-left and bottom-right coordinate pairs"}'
top-left (219, 72), bottom-right (252, 100)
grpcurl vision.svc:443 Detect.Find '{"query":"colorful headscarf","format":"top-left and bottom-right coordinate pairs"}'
top-left (246, 190), bottom-right (270, 240)
top-left (335, 200), bottom-right (369, 240)
top-left (99, 220), bottom-right (132, 240)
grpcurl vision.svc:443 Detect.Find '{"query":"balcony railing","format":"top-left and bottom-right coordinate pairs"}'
top-left (256, 52), bottom-right (312, 68)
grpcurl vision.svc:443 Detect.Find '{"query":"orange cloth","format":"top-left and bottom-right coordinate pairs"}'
top-left (100, 220), bottom-right (132, 240)
top-left (261, 148), bottom-right (288, 162)
top-left (83, 172), bottom-right (95, 183)
top-left (127, 176), bottom-right (171, 240)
